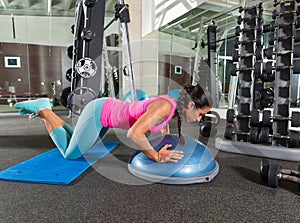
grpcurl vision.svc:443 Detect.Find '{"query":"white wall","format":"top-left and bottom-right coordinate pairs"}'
top-left (0, 15), bottom-right (120, 47)
top-left (158, 32), bottom-right (195, 56)
top-left (0, 15), bottom-right (75, 46)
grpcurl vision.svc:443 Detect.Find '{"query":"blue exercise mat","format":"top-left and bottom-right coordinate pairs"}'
top-left (0, 141), bottom-right (119, 185)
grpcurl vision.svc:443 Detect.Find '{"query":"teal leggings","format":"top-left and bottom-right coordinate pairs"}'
top-left (50, 98), bottom-right (109, 159)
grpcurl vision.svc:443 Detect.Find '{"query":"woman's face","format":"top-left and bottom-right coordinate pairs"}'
top-left (183, 102), bottom-right (211, 123)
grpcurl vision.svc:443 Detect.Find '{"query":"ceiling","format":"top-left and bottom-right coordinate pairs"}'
top-left (159, 0), bottom-right (274, 41)
top-left (0, 0), bottom-right (275, 41)
top-left (0, 0), bottom-right (116, 17)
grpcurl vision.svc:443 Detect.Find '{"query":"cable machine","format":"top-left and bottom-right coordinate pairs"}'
top-left (60, 0), bottom-right (136, 115)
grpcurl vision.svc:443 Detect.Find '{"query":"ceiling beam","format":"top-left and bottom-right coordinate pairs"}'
top-left (0, 0), bottom-right (9, 9)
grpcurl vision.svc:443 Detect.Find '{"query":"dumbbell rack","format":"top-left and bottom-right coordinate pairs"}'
top-left (271, 0), bottom-right (296, 146)
top-left (216, 0), bottom-right (300, 162)
top-left (228, 0), bottom-right (263, 142)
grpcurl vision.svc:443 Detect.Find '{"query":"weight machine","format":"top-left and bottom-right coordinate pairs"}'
top-left (60, 0), bottom-right (136, 115)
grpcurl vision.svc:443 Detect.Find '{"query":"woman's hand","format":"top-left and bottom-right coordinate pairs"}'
top-left (157, 144), bottom-right (184, 163)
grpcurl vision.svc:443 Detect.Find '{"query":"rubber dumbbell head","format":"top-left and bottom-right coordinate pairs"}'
top-left (267, 164), bottom-right (281, 188)
top-left (294, 60), bottom-right (300, 73)
top-left (249, 126), bottom-right (259, 143)
top-left (262, 110), bottom-right (272, 127)
top-left (289, 130), bottom-right (300, 148)
top-left (199, 111), bottom-right (220, 138)
top-left (260, 88), bottom-right (274, 109)
top-left (224, 125), bottom-right (234, 140)
top-left (226, 109), bottom-right (235, 123)
top-left (259, 126), bottom-right (270, 144)
top-left (291, 111), bottom-right (300, 127)
top-left (224, 125), bottom-right (259, 143)
top-left (260, 159), bottom-right (270, 182)
top-left (250, 109), bottom-right (260, 127)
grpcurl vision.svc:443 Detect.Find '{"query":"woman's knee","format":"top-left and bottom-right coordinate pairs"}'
top-left (64, 148), bottom-right (82, 159)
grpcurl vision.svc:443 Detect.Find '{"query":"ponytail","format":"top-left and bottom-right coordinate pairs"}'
top-left (176, 84), bottom-right (212, 143)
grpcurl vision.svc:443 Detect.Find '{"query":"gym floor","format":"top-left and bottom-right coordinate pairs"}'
top-left (0, 109), bottom-right (299, 223)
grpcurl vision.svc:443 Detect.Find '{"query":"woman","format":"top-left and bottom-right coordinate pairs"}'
top-left (14, 84), bottom-right (212, 162)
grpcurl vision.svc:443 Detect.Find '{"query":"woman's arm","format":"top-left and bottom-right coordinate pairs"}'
top-left (161, 123), bottom-right (170, 135)
top-left (127, 99), bottom-right (183, 162)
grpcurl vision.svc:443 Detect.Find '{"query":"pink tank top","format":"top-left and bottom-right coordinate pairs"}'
top-left (101, 96), bottom-right (177, 132)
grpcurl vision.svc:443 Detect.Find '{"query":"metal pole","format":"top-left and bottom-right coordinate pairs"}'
top-left (119, 0), bottom-right (136, 101)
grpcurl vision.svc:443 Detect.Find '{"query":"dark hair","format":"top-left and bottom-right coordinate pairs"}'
top-left (176, 84), bottom-right (212, 143)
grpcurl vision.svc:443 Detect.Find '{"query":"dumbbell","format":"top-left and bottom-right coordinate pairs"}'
top-left (260, 70), bottom-right (275, 82)
top-left (267, 19), bottom-right (300, 32)
top-left (259, 126), bottom-right (300, 147)
top-left (224, 125), bottom-right (260, 143)
top-left (263, 45), bottom-right (300, 59)
top-left (237, 13), bottom-right (263, 25)
top-left (265, 60), bottom-right (300, 74)
top-left (260, 159), bottom-right (300, 188)
top-left (268, 31), bottom-right (300, 45)
top-left (226, 109), bottom-right (260, 126)
top-left (259, 88), bottom-right (274, 109)
top-left (230, 63), bottom-right (261, 76)
top-left (233, 36), bottom-right (262, 49)
top-left (235, 26), bottom-right (263, 37)
top-left (262, 110), bottom-right (300, 127)
top-left (273, 0), bottom-right (300, 8)
top-left (238, 3), bottom-right (263, 13)
top-left (232, 49), bottom-right (262, 62)
top-left (272, 9), bottom-right (300, 20)
top-left (199, 111), bottom-right (220, 138)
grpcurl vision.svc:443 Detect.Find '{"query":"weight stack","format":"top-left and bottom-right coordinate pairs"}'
top-left (62, 0), bottom-right (106, 115)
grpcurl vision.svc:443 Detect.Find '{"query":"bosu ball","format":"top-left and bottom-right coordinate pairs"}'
top-left (124, 89), bottom-right (149, 102)
top-left (128, 135), bottom-right (219, 184)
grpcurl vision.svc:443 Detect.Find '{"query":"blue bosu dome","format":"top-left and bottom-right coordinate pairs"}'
top-left (128, 135), bottom-right (219, 184)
